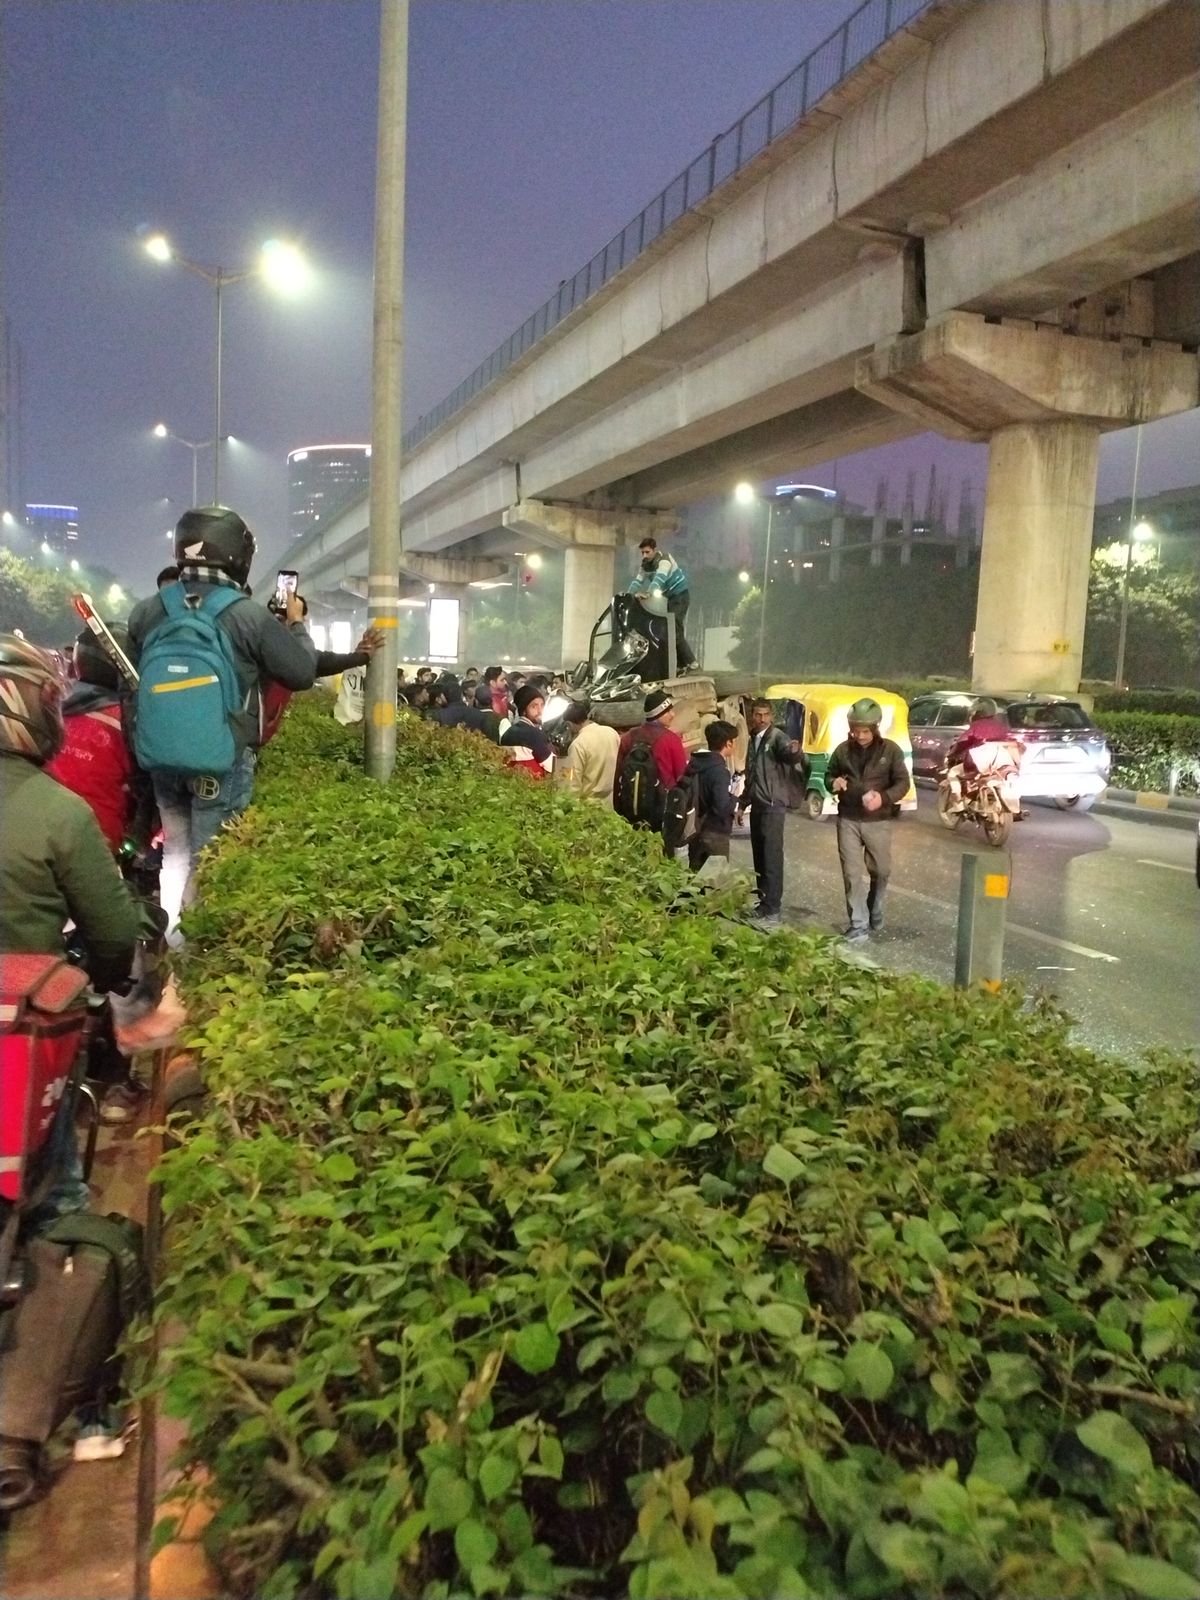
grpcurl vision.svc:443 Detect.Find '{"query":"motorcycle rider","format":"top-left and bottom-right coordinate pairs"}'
top-left (944, 699), bottom-right (1023, 813)
top-left (0, 635), bottom-right (142, 1211)
top-left (826, 698), bottom-right (910, 944)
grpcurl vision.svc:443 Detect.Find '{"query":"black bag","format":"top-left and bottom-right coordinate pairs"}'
top-left (0, 1212), bottom-right (148, 1456)
top-left (662, 771), bottom-right (700, 850)
top-left (614, 731), bottom-right (665, 829)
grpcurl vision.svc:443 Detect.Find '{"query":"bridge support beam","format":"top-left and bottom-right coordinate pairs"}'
top-left (502, 498), bottom-right (681, 668)
top-left (858, 312), bottom-right (1200, 693)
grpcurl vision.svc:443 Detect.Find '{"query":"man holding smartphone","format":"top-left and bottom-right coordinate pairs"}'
top-left (127, 507), bottom-right (317, 929)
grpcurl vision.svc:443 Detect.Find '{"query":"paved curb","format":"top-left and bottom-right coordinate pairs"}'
top-left (1103, 787), bottom-right (1200, 816)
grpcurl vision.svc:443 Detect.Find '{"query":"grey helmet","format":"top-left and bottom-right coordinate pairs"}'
top-left (846, 697), bottom-right (883, 727)
top-left (174, 506), bottom-right (256, 586)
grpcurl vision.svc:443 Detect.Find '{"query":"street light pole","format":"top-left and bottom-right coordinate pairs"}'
top-left (1114, 423), bottom-right (1143, 691)
top-left (364, 0), bottom-right (409, 781)
top-left (143, 234), bottom-right (310, 504)
top-left (756, 498), bottom-right (775, 682)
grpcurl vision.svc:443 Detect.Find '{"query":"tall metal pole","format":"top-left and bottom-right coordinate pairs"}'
top-left (213, 274), bottom-right (224, 502)
top-left (364, 0), bottom-right (408, 780)
top-left (755, 498), bottom-right (774, 681)
top-left (191, 444), bottom-right (198, 509)
top-left (1114, 422), bottom-right (1143, 690)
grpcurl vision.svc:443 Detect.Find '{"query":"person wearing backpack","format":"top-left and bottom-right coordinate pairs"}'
top-left (613, 690), bottom-right (688, 850)
top-left (684, 720), bottom-right (739, 871)
top-left (0, 635), bottom-right (142, 1220)
top-left (736, 697), bottom-right (808, 926)
top-left (126, 506), bottom-right (317, 925)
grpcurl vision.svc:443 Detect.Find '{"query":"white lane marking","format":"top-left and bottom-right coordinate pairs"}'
top-left (885, 883), bottom-right (1121, 963)
top-left (1137, 858), bottom-right (1192, 874)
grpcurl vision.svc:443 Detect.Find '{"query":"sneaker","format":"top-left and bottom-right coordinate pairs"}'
top-left (73, 1407), bottom-right (129, 1462)
top-left (99, 1079), bottom-right (147, 1125)
top-left (843, 927), bottom-right (870, 945)
top-left (755, 912), bottom-right (783, 930)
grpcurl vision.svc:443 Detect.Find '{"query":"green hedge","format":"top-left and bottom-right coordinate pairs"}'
top-left (1094, 691), bottom-right (1200, 719)
top-left (152, 698), bottom-right (1199, 1600)
top-left (1095, 713), bottom-right (1200, 795)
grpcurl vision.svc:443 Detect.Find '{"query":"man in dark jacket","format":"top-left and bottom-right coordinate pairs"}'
top-left (686, 720), bottom-right (738, 871)
top-left (736, 698), bottom-right (807, 925)
top-left (126, 506), bottom-right (317, 925)
top-left (825, 697), bottom-right (910, 944)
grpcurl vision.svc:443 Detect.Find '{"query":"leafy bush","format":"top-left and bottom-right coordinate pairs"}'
top-left (1094, 692), bottom-right (1200, 719)
top-left (152, 697), bottom-right (1200, 1600)
top-left (1095, 714), bottom-right (1200, 795)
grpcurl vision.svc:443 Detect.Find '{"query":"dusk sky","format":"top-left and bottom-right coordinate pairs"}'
top-left (4, 0), bottom-right (1196, 588)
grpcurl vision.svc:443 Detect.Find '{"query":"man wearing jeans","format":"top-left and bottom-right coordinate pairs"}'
top-left (737, 698), bottom-right (807, 927)
top-left (825, 698), bottom-right (910, 945)
top-left (127, 506), bottom-right (317, 928)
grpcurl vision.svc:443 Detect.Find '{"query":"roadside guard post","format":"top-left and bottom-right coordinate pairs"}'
top-left (954, 852), bottom-right (1010, 990)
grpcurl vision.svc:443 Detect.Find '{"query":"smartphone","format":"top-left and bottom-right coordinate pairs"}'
top-left (275, 569), bottom-right (299, 607)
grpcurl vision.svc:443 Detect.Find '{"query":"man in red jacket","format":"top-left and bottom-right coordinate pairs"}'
top-left (613, 690), bottom-right (689, 855)
top-left (45, 627), bottom-right (135, 853)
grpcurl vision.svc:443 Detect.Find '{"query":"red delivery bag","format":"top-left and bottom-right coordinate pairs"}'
top-left (0, 955), bottom-right (90, 1204)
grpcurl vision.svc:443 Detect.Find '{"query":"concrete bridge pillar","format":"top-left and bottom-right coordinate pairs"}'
top-left (857, 312), bottom-right (1200, 693)
top-left (562, 545), bottom-right (617, 667)
top-left (975, 421), bottom-right (1099, 691)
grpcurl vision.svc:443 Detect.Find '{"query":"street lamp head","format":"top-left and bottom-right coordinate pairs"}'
top-left (144, 233), bottom-right (172, 263)
top-left (1, 511), bottom-right (15, 527)
top-left (70, 559), bottom-right (80, 572)
top-left (737, 570), bottom-right (751, 583)
top-left (153, 422), bottom-right (168, 438)
top-left (525, 551), bottom-right (544, 570)
top-left (1132, 520), bottom-right (1154, 541)
top-left (734, 482), bottom-right (756, 506)
top-left (260, 239), bottom-right (311, 296)
top-left (108, 583), bottom-right (124, 603)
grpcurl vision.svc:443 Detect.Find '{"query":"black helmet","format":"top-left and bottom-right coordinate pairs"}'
top-left (971, 697), bottom-right (998, 720)
top-left (174, 506), bottom-right (256, 586)
top-left (0, 634), bottom-right (67, 763)
top-left (73, 624), bottom-right (127, 691)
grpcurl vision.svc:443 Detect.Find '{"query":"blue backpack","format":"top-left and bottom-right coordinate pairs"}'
top-left (133, 585), bottom-right (246, 777)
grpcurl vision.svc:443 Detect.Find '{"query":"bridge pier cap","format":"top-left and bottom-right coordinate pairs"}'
top-left (858, 313), bottom-right (1200, 694)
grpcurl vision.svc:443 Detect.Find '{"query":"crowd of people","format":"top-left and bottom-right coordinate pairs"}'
top-left (0, 503), bottom-right (913, 1258)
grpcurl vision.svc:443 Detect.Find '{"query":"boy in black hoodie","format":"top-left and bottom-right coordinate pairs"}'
top-left (686, 719), bottom-right (738, 870)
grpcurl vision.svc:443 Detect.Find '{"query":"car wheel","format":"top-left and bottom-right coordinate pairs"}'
top-left (591, 700), bottom-right (645, 731)
top-left (711, 673), bottom-right (758, 699)
top-left (1054, 794), bottom-right (1095, 812)
top-left (804, 789), bottom-right (825, 821)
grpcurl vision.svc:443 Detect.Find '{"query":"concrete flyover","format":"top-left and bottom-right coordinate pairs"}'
top-left (283, 0), bottom-right (1199, 688)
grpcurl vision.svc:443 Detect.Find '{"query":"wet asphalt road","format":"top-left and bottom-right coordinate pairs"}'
top-left (727, 791), bottom-right (1199, 1060)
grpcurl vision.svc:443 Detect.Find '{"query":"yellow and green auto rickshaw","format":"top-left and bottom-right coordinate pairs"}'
top-left (764, 682), bottom-right (917, 820)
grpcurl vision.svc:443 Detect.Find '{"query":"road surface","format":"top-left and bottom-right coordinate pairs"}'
top-left (728, 792), bottom-right (1198, 1060)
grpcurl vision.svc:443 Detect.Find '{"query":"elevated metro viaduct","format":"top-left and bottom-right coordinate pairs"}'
top-left (276, 0), bottom-right (1200, 691)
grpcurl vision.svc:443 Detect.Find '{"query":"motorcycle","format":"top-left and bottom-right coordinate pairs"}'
top-left (937, 748), bottom-right (1022, 847)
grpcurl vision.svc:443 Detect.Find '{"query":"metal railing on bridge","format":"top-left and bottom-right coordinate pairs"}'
top-left (402, 0), bottom-right (934, 455)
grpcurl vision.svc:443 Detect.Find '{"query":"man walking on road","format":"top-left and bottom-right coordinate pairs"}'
top-left (630, 537), bottom-right (696, 672)
top-left (826, 698), bottom-right (910, 944)
top-left (737, 698), bottom-right (807, 926)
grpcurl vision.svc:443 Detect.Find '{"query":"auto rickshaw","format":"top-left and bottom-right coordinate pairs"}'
top-left (764, 682), bottom-right (917, 819)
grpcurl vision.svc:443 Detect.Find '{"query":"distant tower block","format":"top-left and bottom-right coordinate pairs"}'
top-left (288, 444), bottom-right (372, 542)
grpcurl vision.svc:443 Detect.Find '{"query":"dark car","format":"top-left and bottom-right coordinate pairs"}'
top-left (909, 692), bottom-right (1111, 810)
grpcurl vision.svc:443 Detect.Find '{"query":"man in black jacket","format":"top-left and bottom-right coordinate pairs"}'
top-left (736, 698), bottom-right (807, 926)
top-left (686, 720), bottom-right (738, 871)
top-left (825, 697), bottom-right (910, 944)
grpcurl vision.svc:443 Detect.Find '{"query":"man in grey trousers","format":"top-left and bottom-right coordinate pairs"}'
top-left (825, 698), bottom-right (910, 945)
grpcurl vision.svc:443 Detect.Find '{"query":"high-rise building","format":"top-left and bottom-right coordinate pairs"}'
top-left (287, 444), bottom-right (371, 542)
top-left (26, 503), bottom-right (79, 552)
